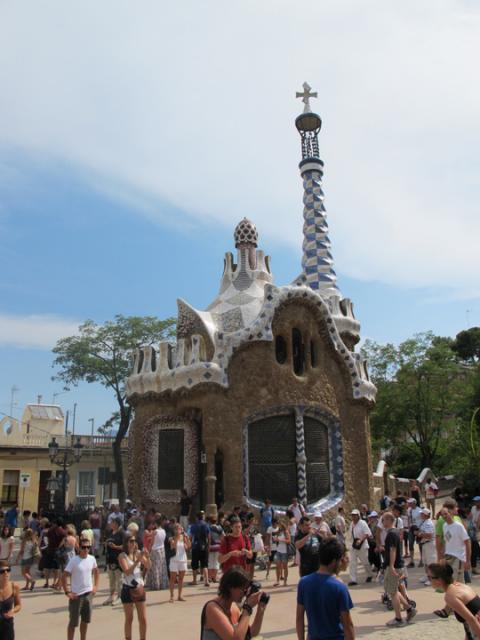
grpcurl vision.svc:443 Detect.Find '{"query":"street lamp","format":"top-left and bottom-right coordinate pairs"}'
top-left (47, 435), bottom-right (84, 514)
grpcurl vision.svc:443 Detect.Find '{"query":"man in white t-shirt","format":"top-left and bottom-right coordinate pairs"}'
top-left (417, 508), bottom-right (436, 585)
top-left (442, 508), bottom-right (471, 583)
top-left (63, 539), bottom-right (99, 640)
top-left (288, 497), bottom-right (306, 524)
top-left (348, 509), bottom-right (373, 586)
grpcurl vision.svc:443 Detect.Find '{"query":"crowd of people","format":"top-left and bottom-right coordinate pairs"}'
top-left (1, 483), bottom-right (480, 639)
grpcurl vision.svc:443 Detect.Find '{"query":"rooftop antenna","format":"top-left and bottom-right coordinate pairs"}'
top-left (10, 386), bottom-right (19, 418)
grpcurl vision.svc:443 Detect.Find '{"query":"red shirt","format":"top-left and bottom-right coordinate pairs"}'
top-left (219, 534), bottom-right (251, 571)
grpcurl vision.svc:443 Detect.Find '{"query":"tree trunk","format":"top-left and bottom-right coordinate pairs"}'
top-left (112, 405), bottom-right (131, 508)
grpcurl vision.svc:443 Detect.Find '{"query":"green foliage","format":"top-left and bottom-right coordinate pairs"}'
top-left (362, 332), bottom-right (473, 473)
top-left (52, 314), bottom-right (176, 504)
top-left (452, 327), bottom-right (480, 362)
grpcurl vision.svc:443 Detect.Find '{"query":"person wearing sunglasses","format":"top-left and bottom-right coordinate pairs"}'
top-left (62, 539), bottom-right (99, 640)
top-left (118, 536), bottom-right (151, 640)
top-left (428, 562), bottom-right (480, 640)
top-left (0, 560), bottom-right (21, 640)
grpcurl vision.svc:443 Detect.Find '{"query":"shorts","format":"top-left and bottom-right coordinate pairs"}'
top-left (68, 592), bottom-right (93, 627)
top-left (246, 552), bottom-right (257, 566)
top-left (384, 567), bottom-right (406, 596)
top-left (169, 559), bottom-right (188, 573)
top-left (445, 554), bottom-right (465, 583)
top-left (21, 558), bottom-right (33, 567)
top-left (120, 584), bottom-right (146, 604)
top-left (275, 552), bottom-right (288, 563)
top-left (43, 552), bottom-right (59, 570)
top-left (208, 552), bottom-right (219, 570)
top-left (269, 550), bottom-right (277, 563)
top-left (191, 548), bottom-right (208, 570)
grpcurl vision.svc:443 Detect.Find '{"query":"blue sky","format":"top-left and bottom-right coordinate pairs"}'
top-left (1, 1), bottom-right (479, 432)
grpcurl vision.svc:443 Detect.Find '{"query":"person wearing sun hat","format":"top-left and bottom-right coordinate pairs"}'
top-left (348, 509), bottom-right (373, 586)
top-left (417, 508), bottom-right (436, 585)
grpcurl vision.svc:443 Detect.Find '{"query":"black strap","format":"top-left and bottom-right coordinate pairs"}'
top-left (201, 600), bottom-right (251, 640)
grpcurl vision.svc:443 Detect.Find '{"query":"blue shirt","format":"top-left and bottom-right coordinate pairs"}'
top-left (297, 572), bottom-right (353, 640)
top-left (190, 521), bottom-right (210, 550)
top-left (5, 508), bottom-right (17, 528)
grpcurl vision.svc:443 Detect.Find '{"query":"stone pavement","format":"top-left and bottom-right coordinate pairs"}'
top-left (12, 562), bottom-right (469, 639)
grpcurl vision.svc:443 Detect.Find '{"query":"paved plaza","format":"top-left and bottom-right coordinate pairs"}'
top-left (12, 561), bottom-right (469, 639)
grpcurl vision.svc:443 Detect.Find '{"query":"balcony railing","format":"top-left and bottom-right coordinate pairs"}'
top-left (13, 434), bottom-right (128, 449)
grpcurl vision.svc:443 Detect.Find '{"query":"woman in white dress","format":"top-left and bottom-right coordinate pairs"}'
top-left (145, 516), bottom-right (168, 591)
top-left (168, 523), bottom-right (191, 603)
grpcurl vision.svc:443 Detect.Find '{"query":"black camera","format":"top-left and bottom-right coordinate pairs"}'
top-left (260, 592), bottom-right (270, 605)
top-left (247, 580), bottom-right (262, 596)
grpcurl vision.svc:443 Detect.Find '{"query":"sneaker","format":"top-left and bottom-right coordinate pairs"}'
top-left (419, 576), bottom-right (428, 583)
top-left (103, 597), bottom-right (113, 606)
top-left (111, 597), bottom-right (120, 606)
top-left (386, 618), bottom-right (405, 627)
top-left (406, 607), bottom-right (417, 623)
top-left (348, 581), bottom-right (358, 586)
top-left (365, 577), bottom-right (373, 583)
top-left (423, 580), bottom-right (431, 586)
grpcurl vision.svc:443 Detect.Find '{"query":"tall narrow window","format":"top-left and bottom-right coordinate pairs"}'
top-left (1, 470), bottom-right (19, 505)
top-left (158, 429), bottom-right (184, 490)
top-left (292, 328), bottom-right (305, 376)
top-left (275, 335), bottom-right (287, 364)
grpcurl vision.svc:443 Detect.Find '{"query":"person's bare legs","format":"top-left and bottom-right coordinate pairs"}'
top-left (123, 603), bottom-right (134, 639)
top-left (135, 601), bottom-right (147, 639)
top-left (169, 571), bottom-right (177, 602)
top-left (203, 566), bottom-right (209, 586)
top-left (79, 621), bottom-right (88, 640)
top-left (67, 625), bottom-right (75, 640)
top-left (283, 561), bottom-right (288, 585)
top-left (21, 565), bottom-right (31, 589)
top-left (177, 571), bottom-right (186, 601)
top-left (274, 560), bottom-right (281, 586)
top-left (391, 591), bottom-right (403, 621)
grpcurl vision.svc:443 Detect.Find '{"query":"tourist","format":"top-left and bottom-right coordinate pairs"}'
top-left (410, 481), bottom-right (421, 506)
top-left (38, 519), bottom-right (51, 587)
top-left (259, 499), bottom-right (275, 536)
top-left (382, 512), bottom-right (417, 627)
top-left (417, 508), bottom-right (436, 586)
top-left (207, 515), bottom-right (224, 584)
top-left (0, 560), bottom-right (21, 639)
top-left (442, 506), bottom-right (471, 579)
top-left (311, 512), bottom-right (331, 539)
top-left (118, 536), bottom-right (150, 639)
top-left (103, 517), bottom-right (124, 606)
top-left (266, 516), bottom-right (280, 579)
top-left (142, 521), bottom-right (156, 554)
top-left (63, 539), bottom-right (99, 640)
top-left (4, 506), bottom-right (18, 530)
top-left (394, 491), bottom-right (407, 512)
top-left (435, 499), bottom-right (462, 559)
top-left (168, 523), bottom-right (190, 602)
top-left (15, 528), bottom-right (38, 591)
top-left (286, 509), bottom-right (298, 567)
top-left (88, 508), bottom-right (102, 558)
top-left (288, 497), bottom-right (306, 524)
top-left (80, 520), bottom-right (94, 549)
top-left (47, 518), bottom-right (67, 591)
top-left (29, 512), bottom-right (40, 535)
top-left (406, 498), bottom-right (423, 568)
top-left (359, 504), bottom-right (369, 521)
top-left (273, 520), bottom-right (291, 587)
top-left (296, 538), bottom-right (354, 640)
top-left (366, 512), bottom-right (381, 575)
top-left (164, 517), bottom-right (177, 575)
top-left (145, 515), bottom-right (168, 590)
top-left (201, 567), bottom-right (268, 640)
top-left (333, 507), bottom-right (346, 546)
top-left (428, 562), bottom-right (480, 639)
top-left (243, 513), bottom-right (259, 580)
top-left (107, 504), bottom-right (124, 526)
top-left (218, 517), bottom-right (252, 573)
top-left (179, 489), bottom-right (192, 531)
top-left (295, 516), bottom-right (324, 578)
top-left (190, 511), bottom-right (211, 587)
top-left (0, 526), bottom-right (14, 563)
top-left (348, 509), bottom-right (373, 586)
top-left (425, 477), bottom-right (439, 513)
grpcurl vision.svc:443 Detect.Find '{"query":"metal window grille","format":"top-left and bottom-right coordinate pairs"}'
top-left (158, 429), bottom-right (184, 490)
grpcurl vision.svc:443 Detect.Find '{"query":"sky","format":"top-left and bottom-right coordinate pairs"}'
top-left (0, 1), bottom-right (479, 433)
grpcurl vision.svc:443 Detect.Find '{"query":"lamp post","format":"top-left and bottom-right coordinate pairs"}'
top-left (47, 434), bottom-right (83, 515)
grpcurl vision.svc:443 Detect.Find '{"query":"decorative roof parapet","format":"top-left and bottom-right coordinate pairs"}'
top-left (126, 283), bottom-right (376, 403)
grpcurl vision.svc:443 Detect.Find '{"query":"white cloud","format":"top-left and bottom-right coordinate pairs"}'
top-left (0, 1), bottom-right (479, 295)
top-left (0, 313), bottom-right (78, 349)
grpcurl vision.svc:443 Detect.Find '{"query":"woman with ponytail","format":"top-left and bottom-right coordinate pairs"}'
top-left (428, 562), bottom-right (480, 639)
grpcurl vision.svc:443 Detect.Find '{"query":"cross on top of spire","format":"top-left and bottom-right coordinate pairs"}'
top-left (296, 82), bottom-right (318, 114)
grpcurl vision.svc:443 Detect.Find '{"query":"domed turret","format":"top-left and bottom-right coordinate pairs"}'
top-left (234, 218), bottom-right (258, 248)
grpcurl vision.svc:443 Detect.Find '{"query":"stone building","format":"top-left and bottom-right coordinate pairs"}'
top-left (127, 84), bottom-right (376, 515)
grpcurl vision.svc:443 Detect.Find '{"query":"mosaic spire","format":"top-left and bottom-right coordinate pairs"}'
top-left (295, 83), bottom-right (339, 296)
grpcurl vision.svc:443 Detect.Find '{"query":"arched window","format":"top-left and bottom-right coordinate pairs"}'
top-left (275, 335), bottom-right (287, 364)
top-left (292, 328), bottom-right (305, 376)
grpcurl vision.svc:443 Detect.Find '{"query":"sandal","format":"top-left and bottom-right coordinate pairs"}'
top-left (433, 608), bottom-right (449, 619)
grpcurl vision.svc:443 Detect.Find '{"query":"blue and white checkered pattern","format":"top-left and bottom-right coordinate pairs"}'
top-left (301, 167), bottom-right (339, 295)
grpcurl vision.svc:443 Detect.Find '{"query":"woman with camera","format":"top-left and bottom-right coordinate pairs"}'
top-left (201, 567), bottom-right (268, 640)
top-left (118, 536), bottom-right (151, 640)
top-left (168, 523), bottom-right (190, 603)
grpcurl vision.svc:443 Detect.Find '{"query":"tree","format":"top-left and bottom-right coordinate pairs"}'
top-left (52, 315), bottom-right (176, 506)
top-left (362, 332), bottom-right (469, 472)
top-left (452, 327), bottom-right (480, 362)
